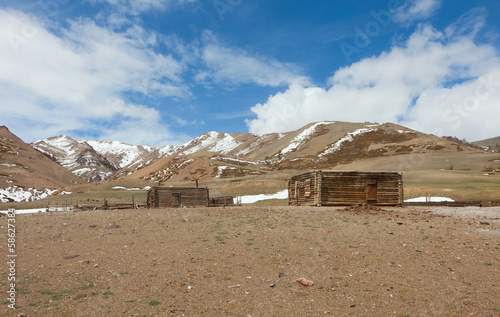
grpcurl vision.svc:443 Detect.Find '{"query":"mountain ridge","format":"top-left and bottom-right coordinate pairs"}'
top-left (121, 121), bottom-right (491, 184)
top-left (28, 121), bottom-right (496, 185)
top-left (473, 136), bottom-right (500, 148)
top-left (0, 126), bottom-right (83, 202)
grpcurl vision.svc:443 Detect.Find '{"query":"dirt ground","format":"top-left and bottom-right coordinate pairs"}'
top-left (1, 205), bottom-right (499, 317)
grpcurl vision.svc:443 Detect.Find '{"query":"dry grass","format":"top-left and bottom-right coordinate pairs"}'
top-left (2, 167), bottom-right (499, 211)
top-left (3, 206), bottom-right (499, 316)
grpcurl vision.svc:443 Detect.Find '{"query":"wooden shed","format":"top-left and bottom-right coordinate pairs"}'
top-left (208, 196), bottom-right (235, 207)
top-left (288, 171), bottom-right (403, 207)
top-left (147, 186), bottom-right (209, 208)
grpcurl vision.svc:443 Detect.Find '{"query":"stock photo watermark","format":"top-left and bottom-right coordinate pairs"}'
top-left (6, 209), bottom-right (17, 309)
top-left (213, 0), bottom-right (244, 21)
top-left (443, 74), bottom-right (500, 131)
top-left (398, 74), bottom-right (500, 171)
top-left (340, 0), bottom-right (402, 63)
top-left (8, 0), bottom-right (70, 53)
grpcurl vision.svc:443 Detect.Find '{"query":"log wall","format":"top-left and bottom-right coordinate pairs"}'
top-left (288, 171), bottom-right (403, 206)
top-left (288, 171), bottom-right (320, 206)
top-left (209, 196), bottom-right (235, 207)
top-left (147, 187), bottom-right (209, 208)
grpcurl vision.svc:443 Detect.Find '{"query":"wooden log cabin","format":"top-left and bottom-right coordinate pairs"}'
top-left (288, 171), bottom-right (403, 206)
top-left (147, 186), bottom-right (209, 208)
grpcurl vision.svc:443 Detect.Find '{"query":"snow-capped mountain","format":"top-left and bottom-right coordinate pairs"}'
top-left (30, 121), bottom-right (490, 183)
top-left (0, 126), bottom-right (83, 202)
top-left (128, 121), bottom-right (492, 184)
top-left (32, 135), bottom-right (118, 182)
top-left (32, 135), bottom-right (177, 182)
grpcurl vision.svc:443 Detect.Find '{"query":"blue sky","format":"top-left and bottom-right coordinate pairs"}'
top-left (1, 0), bottom-right (500, 146)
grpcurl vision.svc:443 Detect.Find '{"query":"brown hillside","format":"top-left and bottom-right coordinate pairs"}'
top-left (7, 121), bottom-right (498, 206)
top-left (474, 136), bottom-right (500, 148)
top-left (0, 126), bottom-right (83, 190)
top-left (104, 121), bottom-right (500, 202)
top-left (124, 121), bottom-right (486, 184)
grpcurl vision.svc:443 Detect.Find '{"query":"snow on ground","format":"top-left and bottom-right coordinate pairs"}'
top-left (404, 197), bottom-right (455, 202)
top-left (111, 186), bottom-right (151, 191)
top-left (0, 163), bottom-right (17, 167)
top-left (0, 186), bottom-right (57, 203)
top-left (280, 122), bottom-right (332, 155)
top-left (73, 169), bottom-right (114, 181)
top-left (237, 190), bottom-right (288, 204)
top-left (208, 134), bottom-right (241, 154)
top-left (319, 128), bottom-right (374, 157)
top-left (0, 208), bottom-right (48, 215)
top-left (215, 166), bottom-right (238, 178)
top-left (210, 156), bottom-right (258, 165)
top-left (72, 167), bottom-right (94, 176)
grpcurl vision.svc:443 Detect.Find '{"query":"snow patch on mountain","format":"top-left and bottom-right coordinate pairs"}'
top-left (215, 165), bottom-right (237, 178)
top-left (33, 135), bottom-right (83, 169)
top-left (0, 163), bottom-right (17, 167)
top-left (281, 122), bottom-right (332, 155)
top-left (208, 134), bottom-right (240, 154)
top-left (319, 128), bottom-right (374, 157)
top-left (158, 145), bottom-right (177, 157)
top-left (210, 156), bottom-right (258, 165)
top-left (50, 135), bottom-right (80, 157)
top-left (179, 131), bottom-right (220, 155)
top-left (236, 135), bottom-right (269, 156)
top-left (180, 132), bottom-right (241, 155)
top-left (72, 167), bottom-right (93, 176)
top-left (86, 140), bottom-right (155, 168)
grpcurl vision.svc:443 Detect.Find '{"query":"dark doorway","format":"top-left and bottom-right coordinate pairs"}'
top-left (172, 193), bottom-right (181, 208)
top-left (366, 181), bottom-right (377, 202)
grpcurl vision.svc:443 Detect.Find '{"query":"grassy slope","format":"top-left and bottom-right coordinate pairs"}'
top-left (474, 136), bottom-right (500, 147)
top-left (3, 161), bottom-right (499, 211)
top-left (2, 137), bottom-right (500, 210)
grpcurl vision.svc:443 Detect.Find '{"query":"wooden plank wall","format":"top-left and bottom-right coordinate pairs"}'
top-left (147, 187), bottom-right (209, 208)
top-left (288, 171), bottom-right (402, 206)
top-left (320, 172), bottom-right (402, 206)
top-left (288, 172), bottom-right (317, 206)
top-left (147, 189), bottom-right (155, 208)
top-left (209, 196), bottom-right (235, 207)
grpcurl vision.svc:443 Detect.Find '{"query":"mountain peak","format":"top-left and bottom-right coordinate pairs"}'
top-left (26, 121), bottom-right (493, 184)
top-left (0, 126), bottom-right (83, 194)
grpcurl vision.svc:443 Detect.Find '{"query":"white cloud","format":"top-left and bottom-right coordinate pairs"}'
top-left (0, 9), bottom-right (188, 146)
top-left (196, 32), bottom-right (311, 87)
top-left (393, 0), bottom-right (441, 23)
top-left (246, 13), bottom-right (500, 141)
top-left (401, 71), bottom-right (500, 140)
top-left (90, 0), bottom-right (196, 15)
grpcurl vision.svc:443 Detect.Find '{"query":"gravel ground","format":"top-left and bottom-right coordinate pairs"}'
top-left (418, 206), bottom-right (500, 221)
top-left (1, 205), bottom-right (499, 316)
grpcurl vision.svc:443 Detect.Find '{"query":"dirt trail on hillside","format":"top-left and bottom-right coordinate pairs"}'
top-left (1, 206), bottom-right (499, 316)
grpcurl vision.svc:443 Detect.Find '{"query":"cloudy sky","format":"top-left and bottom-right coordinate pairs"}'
top-left (1, 0), bottom-right (499, 146)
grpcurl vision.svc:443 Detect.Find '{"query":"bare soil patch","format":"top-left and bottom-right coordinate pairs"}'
top-left (1, 206), bottom-right (499, 316)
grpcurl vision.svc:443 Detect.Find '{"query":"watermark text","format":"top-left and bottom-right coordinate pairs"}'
top-left (6, 209), bottom-right (17, 309)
